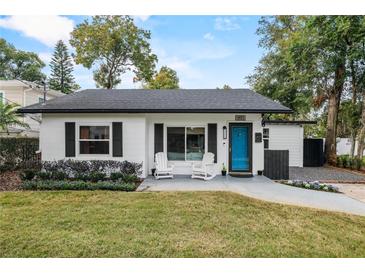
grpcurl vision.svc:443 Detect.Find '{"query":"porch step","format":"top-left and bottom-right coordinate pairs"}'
top-left (229, 172), bottom-right (253, 178)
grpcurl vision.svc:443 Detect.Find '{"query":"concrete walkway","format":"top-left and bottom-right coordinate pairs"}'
top-left (138, 175), bottom-right (365, 216)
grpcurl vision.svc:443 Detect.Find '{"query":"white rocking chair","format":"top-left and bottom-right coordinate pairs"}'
top-left (154, 152), bottom-right (174, 180)
top-left (191, 152), bottom-right (216, 181)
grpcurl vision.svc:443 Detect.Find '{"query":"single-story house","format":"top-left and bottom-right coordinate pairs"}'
top-left (18, 89), bottom-right (293, 178)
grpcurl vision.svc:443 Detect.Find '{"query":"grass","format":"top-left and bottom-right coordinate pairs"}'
top-left (1, 191), bottom-right (365, 257)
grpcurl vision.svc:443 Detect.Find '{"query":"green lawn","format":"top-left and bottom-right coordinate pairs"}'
top-left (1, 191), bottom-right (365, 257)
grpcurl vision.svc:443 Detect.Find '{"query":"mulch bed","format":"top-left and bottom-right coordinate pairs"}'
top-left (0, 171), bottom-right (22, 191)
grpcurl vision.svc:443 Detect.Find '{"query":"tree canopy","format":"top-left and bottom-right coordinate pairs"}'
top-left (247, 16), bottom-right (365, 163)
top-left (70, 16), bottom-right (157, 89)
top-left (0, 38), bottom-right (46, 83)
top-left (144, 66), bottom-right (179, 89)
top-left (49, 40), bottom-right (80, 94)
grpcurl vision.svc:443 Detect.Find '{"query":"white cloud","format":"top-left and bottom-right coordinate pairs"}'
top-left (133, 15), bottom-right (151, 22)
top-left (0, 15), bottom-right (74, 47)
top-left (38, 52), bottom-right (53, 64)
top-left (203, 32), bottom-right (214, 41)
top-left (214, 17), bottom-right (240, 31)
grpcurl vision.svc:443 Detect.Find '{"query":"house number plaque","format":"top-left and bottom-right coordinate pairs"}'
top-left (235, 115), bottom-right (246, 121)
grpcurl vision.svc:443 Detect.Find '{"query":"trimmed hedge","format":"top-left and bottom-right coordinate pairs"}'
top-left (41, 159), bottom-right (142, 179)
top-left (22, 180), bottom-right (137, 191)
top-left (0, 138), bottom-right (40, 172)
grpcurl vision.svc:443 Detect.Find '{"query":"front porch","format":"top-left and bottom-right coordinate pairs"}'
top-left (138, 175), bottom-right (271, 192)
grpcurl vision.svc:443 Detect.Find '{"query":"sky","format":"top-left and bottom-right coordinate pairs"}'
top-left (0, 15), bottom-right (264, 89)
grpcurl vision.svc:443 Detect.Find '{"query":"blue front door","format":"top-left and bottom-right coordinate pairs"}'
top-left (229, 124), bottom-right (251, 172)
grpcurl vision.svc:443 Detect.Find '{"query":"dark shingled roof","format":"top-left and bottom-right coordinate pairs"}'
top-left (18, 89), bottom-right (292, 114)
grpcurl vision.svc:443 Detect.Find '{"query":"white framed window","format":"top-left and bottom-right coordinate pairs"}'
top-left (263, 128), bottom-right (269, 149)
top-left (166, 126), bottom-right (206, 161)
top-left (78, 124), bottom-right (111, 155)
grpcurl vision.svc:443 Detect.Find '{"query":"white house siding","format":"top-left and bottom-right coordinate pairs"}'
top-left (146, 113), bottom-right (264, 176)
top-left (265, 124), bottom-right (303, 167)
top-left (40, 113), bottom-right (148, 177)
top-left (40, 113), bottom-right (264, 178)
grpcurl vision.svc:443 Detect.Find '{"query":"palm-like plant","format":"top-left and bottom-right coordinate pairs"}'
top-left (0, 102), bottom-right (29, 135)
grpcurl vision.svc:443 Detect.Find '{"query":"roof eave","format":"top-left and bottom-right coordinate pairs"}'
top-left (18, 108), bottom-right (293, 114)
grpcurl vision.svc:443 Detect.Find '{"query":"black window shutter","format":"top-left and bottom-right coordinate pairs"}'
top-left (208, 123), bottom-right (217, 163)
top-left (154, 123), bottom-right (164, 155)
top-left (113, 122), bottom-right (123, 157)
top-left (65, 122), bottom-right (75, 157)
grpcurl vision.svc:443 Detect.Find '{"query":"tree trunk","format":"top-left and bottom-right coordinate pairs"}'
top-left (325, 63), bottom-right (345, 165)
top-left (349, 59), bottom-right (358, 158)
top-left (350, 133), bottom-right (356, 157)
top-left (357, 94), bottom-right (365, 158)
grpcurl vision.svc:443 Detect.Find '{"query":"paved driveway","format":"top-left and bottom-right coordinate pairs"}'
top-left (138, 175), bottom-right (365, 216)
top-left (332, 184), bottom-right (365, 203)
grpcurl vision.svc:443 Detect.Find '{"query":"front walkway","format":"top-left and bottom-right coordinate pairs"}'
top-left (138, 175), bottom-right (365, 216)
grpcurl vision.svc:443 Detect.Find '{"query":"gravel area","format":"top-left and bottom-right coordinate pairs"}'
top-left (290, 167), bottom-right (365, 182)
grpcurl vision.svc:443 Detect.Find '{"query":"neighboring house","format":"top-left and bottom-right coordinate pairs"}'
top-left (262, 120), bottom-right (317, 167)
top-left (19, 89), bottom-right (292, 178)
top-left (0, 80), bottom-right (64, 137)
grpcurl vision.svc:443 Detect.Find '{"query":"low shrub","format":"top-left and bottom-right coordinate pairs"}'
top-left (337, 155), bottom-right (363, 171)
top-left (342, 155), bottom-right (351, 168)
top-left (120, 174), bottom-right (138, 184)
top-left (353, 157), bottom-right (363, 171)
top-left (37, 171), bottom-right (52, 180)
top-left (110, 172), bottom-right (123, 181)
top-left (284, 180), bottom-right (339, 193)
top-left (89, 172), bottom-right (106, 183)
top-left (20, 169), bottom-right (37, 181)
top-left (41, 159), bottom-right (142, 178)
top-left (336, 156), bottom-right (343, 168)
top-left (52, 171), bottom-right (68, 180)
top-left (21, 180), bottom-right (137, 191)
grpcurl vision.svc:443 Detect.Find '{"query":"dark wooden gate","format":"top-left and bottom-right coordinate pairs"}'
top-left (303, 138), bottom-right (324, 167)
top-left (264, 150), bottom-right (289, 180)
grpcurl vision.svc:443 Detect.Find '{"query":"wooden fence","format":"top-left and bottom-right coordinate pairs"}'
top-left (264, 150), bottom-right (289, 180)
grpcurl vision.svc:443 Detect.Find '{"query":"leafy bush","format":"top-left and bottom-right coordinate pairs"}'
top-left (110, 172), bottom-right (123, 181)
top-left (41, 159), bottom-right (142, 178)
top-left (342, 155), bottom-right (351, 168)
top-left (353, 157), bottom-right (363, 171)
top-left (0, 138), bottom-right (39, 172)
top-left (52, 171), bottom-right (68, 180)
top-left (37, 171), bottom-right (52, 180)
top-left (22, 180), bottom-right (137, 191)
top-left (338, 155), bottom-right (363, 170)
top-left (284, 180), bottom-right (339, 192)
top-left (89, 172), bottom-right (106, 182)
top-left (336, 156), bottom-right (343, 167)
top-left (120, 174), bottom-right (138, 184)
top-left (20, 169), bottom-right (37, 181)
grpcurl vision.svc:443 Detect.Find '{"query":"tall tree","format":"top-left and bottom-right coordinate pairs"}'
top-left (144, 66), bottom-right (179, 89)
top-left (0, 102), bottom-right (29, 135)
top-left (70, 16), bottom-right (157, 89)
top-left (49, 40), bottom-right (80, 94)
top-left (0, 38), bottom-right (46, 83)
top-left (248, 16), bottom-right (365, 165)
